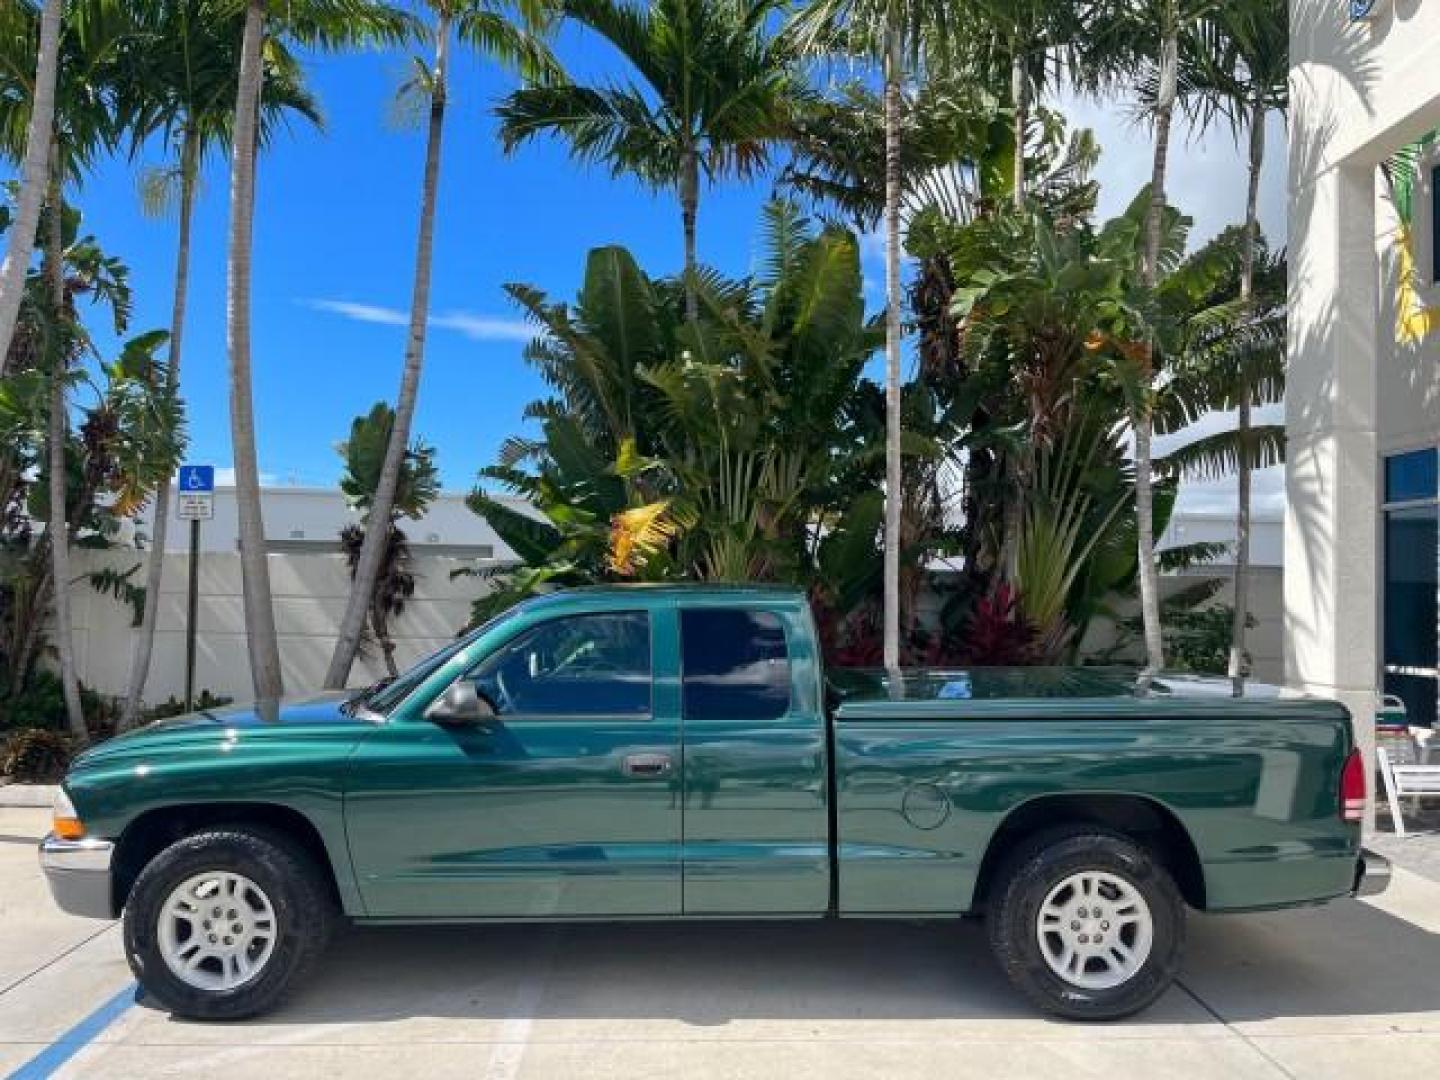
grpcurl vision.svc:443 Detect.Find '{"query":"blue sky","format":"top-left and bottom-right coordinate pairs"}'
top-left (63, 34), bottom-right (1284, 500)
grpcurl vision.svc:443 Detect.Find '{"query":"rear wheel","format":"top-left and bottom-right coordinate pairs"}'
top-left (122, 828), bottom-right (336, 1020)
top-left (986, 829), bottom-right (1185, 1020)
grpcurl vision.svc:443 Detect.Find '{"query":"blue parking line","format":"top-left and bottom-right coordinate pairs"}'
top-left (6, 983), bottom-right (138, 1080)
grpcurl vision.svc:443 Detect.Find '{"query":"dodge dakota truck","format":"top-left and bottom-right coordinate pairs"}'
top-left (40, 585), bottom-right (1389, 1021)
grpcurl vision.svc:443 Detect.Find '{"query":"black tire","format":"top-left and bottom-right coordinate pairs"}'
top-left (985, 827), bottom-right (1185, 1021)
top-left (122, 827), bottom-right (337, 1020)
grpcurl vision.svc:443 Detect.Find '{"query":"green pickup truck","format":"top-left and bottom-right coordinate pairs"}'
top-left (41, 585), bottom-right (1388, 1021)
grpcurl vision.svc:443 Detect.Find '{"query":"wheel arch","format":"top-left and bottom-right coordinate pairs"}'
top-left (111, 802), bottom-right (346, 916)
top-left (972, 792), bottom-right (1207, 912)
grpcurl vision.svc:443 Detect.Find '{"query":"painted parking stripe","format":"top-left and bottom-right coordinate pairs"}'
top-left (5, 983), bottom-right (138, 1080)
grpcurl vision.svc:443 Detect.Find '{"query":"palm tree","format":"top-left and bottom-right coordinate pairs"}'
top-left (962, 0), bottom-right (1085, 206)
top-left (1204, 0), bottom-right (1285, 679)
top-left (496, 0), bottom-right (796, 320)
top-left (323, 0), bottom-right (554, 690)
top-left (1086, 0), bottom-right (1239, 672)
top-left (0, 0), bottom-right (61, 375)
top-left (787, 0), bottom-right (956, 671)
top-left (118, 1), bottom-right (320, 728)
top-left (336, 403), bottom-right (439, 677)
top-left (1, 0), bottom-right (139, 739)
top-left (41, 163), bottom-right (86, 741)
top-left (223, 0), bottom-right (411, 703)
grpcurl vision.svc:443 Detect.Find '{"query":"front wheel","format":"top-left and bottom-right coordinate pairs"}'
top-left (122, 828), bottom-right (336, 1020)
top-left (986, 829), bottom-right (1185, 1021)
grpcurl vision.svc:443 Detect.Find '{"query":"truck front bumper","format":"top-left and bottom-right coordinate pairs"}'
top-left (1353, 847), bottom-right (1392, 898)
top-left (39, 835), bottom-right (116, 919)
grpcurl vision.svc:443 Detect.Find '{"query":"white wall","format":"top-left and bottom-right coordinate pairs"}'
top-left (68, 548), bottom-right (498, 704)
top-left (1289, 0), bottom-right (1440, 821)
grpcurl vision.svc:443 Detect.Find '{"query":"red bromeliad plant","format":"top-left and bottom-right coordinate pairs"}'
top-left (952, 584), bottom-right (1037, 666)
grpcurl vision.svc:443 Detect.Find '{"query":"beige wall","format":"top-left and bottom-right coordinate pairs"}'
top-left (67, 549), bottom-right (494, 705)
top-left (1079, 570), bottom-right (1286, 685)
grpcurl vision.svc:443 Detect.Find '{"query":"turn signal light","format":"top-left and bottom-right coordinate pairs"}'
top-left (53, 816), bottom-right (85, 840)
top-left (1339, 749), bottom-right (1366, 823)
top-left (52, 788), bottom-right (85, 839)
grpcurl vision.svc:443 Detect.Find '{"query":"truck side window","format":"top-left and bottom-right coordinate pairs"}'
top-left (468, 612), bottom-right (651, 717)
top-left (681, 609), bottom-right (791, 722)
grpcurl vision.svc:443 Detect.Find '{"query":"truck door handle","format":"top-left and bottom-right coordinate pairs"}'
top-left (622, 753), bottom-right (672, 777)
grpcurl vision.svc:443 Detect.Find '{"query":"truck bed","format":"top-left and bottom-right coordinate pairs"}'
top-left (826, 667), bottom-right (1359, 915)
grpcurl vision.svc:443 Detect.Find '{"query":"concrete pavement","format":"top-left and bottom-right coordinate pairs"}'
top-left (2, 804), bottom-right (1439, 1079)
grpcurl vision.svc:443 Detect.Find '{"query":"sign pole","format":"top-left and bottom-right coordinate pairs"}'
top-left (185, 517), bottom-right (199, 712)
top-left (175, 464), bottom-right (214, 713)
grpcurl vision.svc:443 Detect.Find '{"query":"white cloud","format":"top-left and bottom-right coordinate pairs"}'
top-left (305, 299), bottom-right (408, 327)
top-left (305, 299), bottom-right (534, 342)
top-left (1154, 404), bottom-right (1287, 520)
top-left (429, 311), bottom-right (535, 342)
top-left (1174, 467), bottom-right (1286, 518)
top-left (211, 467), bottom-right (280, 488)
top-left (1052, 92), bottom-right (1286, 248)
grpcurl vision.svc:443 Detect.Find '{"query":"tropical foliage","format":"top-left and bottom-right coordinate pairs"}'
top-left (0, 200), bottom-right (183, 734)
top-left (465, 201), bottom-right (885, 627)
top-left (0, 0), bottom-right (1291, 729)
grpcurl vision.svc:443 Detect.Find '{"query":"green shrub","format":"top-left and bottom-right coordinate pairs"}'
top-left (1, 728), bottom-right (74, 783)
top-left (0, 673), bottom-right (125, 736)
top-left (0, 672), bottom-right (68, 731)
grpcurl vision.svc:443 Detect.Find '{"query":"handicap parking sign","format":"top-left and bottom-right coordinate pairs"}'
top-left (176, 465), bottom-right (215, 520)
top-left (178, 465), bottom-right (214, 493)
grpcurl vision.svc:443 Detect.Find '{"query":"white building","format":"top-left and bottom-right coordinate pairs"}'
top-left (1289, 0), bottom-right (1440, 762)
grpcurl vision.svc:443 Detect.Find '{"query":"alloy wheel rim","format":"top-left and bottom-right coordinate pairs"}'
top-left (1036, 870), bottom-right (1153, 990)
top-left (157, 871), bottom-right (277, 992)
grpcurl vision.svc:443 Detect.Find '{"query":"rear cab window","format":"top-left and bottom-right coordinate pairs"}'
top-left (680, 608), bottom-right (791, 721)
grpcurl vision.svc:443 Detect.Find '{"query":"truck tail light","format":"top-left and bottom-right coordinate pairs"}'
top-left (1339, 749), bottom-right (1366, 823)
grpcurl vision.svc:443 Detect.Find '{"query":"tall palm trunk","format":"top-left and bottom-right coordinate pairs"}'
top-left (43, 153), bottom-right (85, 743)
top-left (1136, 23), bottom-right (1179, 673)
top-left (1228, 94), bottom-right (1265, 680)
top-left (121, 129), bottom-right (199, 727)
top-left (882, 24), bottom-right (903, 672)
top-left (0, 0), bottom-right (62, 374)
top-left (1010, 49), bottom-right (1027, 209)
top-left (680, 144), bottom-right (700, 321)
top-left (324, 16), bottom-right (451, 690)
top-left (227, 0), bottom-right (283, 702)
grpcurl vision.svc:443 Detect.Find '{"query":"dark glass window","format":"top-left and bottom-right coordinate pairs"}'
top-left (1386, 672), bottom-right (1438, 730)
top-left (1383, 506), bottom-right (1438, 670)
top-left (1433, 165), bottom-right (1439, 284)
top-left (681, 609), bottom-right (791, 722)
top-left (469, 612), bottom-right (651, 717)
top-left (1385, 448), bottom-right (1438, 504)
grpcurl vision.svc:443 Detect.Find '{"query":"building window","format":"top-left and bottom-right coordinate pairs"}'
top-left (1385, 447), bottom-right (1437, 504)
top-left (1383, 448), bottom-right (1440, 729)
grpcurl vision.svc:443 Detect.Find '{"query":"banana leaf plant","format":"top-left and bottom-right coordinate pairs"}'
top-left (463, 201), bottom-right (883, 623)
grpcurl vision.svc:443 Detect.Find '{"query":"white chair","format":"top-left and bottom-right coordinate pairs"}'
top-left (1377, 741), bottom-right (1440, 837)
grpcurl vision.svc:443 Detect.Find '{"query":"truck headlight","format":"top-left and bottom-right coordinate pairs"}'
top-left (52, 788), bottom-right (85, 840)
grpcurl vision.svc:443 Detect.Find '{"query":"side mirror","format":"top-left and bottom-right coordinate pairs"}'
top-left (424, 681), bottom-right (496, 726)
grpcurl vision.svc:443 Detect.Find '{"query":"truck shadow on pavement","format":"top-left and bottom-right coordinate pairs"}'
top-left (163, 896), bottom-right (1439, 1029)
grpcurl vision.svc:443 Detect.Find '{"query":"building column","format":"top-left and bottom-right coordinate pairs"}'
top-left (1285, 160), bottom-right (1381, 823)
